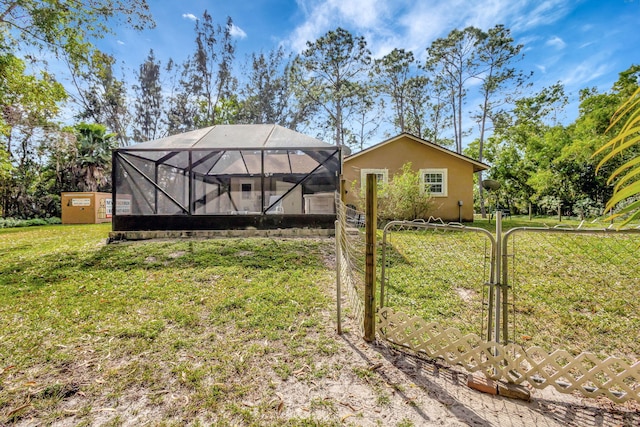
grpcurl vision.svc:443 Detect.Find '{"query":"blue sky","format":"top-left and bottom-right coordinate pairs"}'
top-left (93, 0), bottom-right (639, 137)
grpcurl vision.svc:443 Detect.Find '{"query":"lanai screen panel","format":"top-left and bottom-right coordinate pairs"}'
top-left (112, 125), bottom-right (341, 224)
top-left (114, 150), bottom-right (189, 215)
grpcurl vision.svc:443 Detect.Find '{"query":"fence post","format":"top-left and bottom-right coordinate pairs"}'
top-left (501, 219), bottom-right (510, 345)
top-left (335, 219), bottom-right (342, 335)
top-left (494, 211), bottom-right (502, 345)
top-left (364, 174), bottom-right (377, 342)
top-left (336, 176), bottom-right (345, 335)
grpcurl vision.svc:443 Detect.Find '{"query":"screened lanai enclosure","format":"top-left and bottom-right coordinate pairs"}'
top-left (112, 124), bottom-right (341, 231)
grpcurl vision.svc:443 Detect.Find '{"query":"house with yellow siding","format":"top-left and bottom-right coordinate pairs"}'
top-left (343, 133), bottom-right (489, 222)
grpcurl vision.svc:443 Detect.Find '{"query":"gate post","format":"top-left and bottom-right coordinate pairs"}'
top-left (335, 219), bottom-right (342, 335)
top-left (336, 177), bottom-right (346, 335)
top-left (494, 211), bottom-right (502, 344)
top-left (364, 174), bottom-right (377, 342)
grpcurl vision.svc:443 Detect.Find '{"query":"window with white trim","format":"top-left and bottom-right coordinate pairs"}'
top-left (420, 168), bottom-right (447, 196)
top-left (360, 168), bottom-right (388, 190)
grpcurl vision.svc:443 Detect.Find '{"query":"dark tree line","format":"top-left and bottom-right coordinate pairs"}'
top-left (1, 6), bottom-right (638, 220)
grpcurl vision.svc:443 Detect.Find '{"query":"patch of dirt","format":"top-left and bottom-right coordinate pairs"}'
top-left (167, 250), bottom-right (186, 259)
top-left (287, 324), bottom-right (640, 426)
top-left (455, 287), bottom-right (476, 303)
top-left (285, 241), bottom-right (640, 426)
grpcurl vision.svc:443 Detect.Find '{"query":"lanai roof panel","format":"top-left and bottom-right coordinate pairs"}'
top-left (128, 124), bottom-right (335, 150)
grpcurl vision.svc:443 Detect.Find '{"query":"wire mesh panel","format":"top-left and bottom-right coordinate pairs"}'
top-left (335, 197), bottom-right (366, 334)
top-left (335, 204), bottom-right (640, 402)
top-left (504, 227), bottom-right (640, 359)
top-left (500, 226), bottom-right (640, 402)
top-left (381, 221), bottom-right (495, 339)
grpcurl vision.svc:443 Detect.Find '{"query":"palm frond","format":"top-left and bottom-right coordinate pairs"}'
top-left (595, 87), bottom-right (640, 227)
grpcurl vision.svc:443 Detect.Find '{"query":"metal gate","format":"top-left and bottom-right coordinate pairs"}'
top-left (372, 215), bottom-right (640, 403)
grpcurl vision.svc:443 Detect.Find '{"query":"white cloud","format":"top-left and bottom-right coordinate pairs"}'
top-left (510, 0), bottom-right (572, 32)
top-left (182, 13), bottom-right (198, 21)
top-left (288, 0), bottom-right (391, 52)
top-left (546, 36), bottom-right (566, 49)
top-left (230, 24), bottom-right (247, 39)
top-left (117, 40), bottom-right (125, 46)
top-left (286, 0), bottom-right (586, 76)
top-left (560, 60), bottom-right (609, 87)
top-left (330, 0), bottom-right (386, 28)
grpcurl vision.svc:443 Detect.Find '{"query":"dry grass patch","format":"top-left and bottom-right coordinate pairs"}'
top-left (0, 225), bottom-right (345, 425)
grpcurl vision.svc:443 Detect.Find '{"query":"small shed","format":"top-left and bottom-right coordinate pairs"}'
top-left (111, 124), bottom-right (341, 231)
top-left (61, 192), bottom-right (112, 224)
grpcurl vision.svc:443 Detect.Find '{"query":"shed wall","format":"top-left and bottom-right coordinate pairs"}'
top-left (61, 192), bottom-right (112, 224)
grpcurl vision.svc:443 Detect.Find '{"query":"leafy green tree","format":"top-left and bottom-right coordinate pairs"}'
top-left (190, 12), bottom-right (237, 127)
top-left (484, 83), bottom-right (568, 214)
top-left (0, 0), bottom-right (154, 68)
top-left (72, 51), bottom-right (131, 146)
top-left (566, 66), bottom-right (640, 210)
top-left (238, 47), bottom-right (310, 128)
top-left (165, 12), bottom-right (237, 133)
top-left (421, 76), bottom-right (452, 146)
top-left (473, 25), bottom-right (530, 216)
top-left (345, 81), bottom-right (382, 150)
top-left (0, 54), bottom-right (67, 157)
top-left (213, 95), bottom-right (241, 125)
top-left (0, 53), bottom-right (66, 217)
top-left (40, 131), bottom-right (79, 195)
top-left (164, 58), bottom-right (197, 135)
top-left (525, 125), bottom-right (575, 212)
top-left (292, 27), bottom-right (371, 147)
top-left (401, 76), bottom-right (429, 140)
top-left (373, 48), bottom-right (417, 133)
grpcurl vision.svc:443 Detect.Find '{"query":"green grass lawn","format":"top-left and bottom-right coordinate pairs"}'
top-left (0, 224), bottom-right (340, 425)
top-left (2, 220), bottom-right (637, 424)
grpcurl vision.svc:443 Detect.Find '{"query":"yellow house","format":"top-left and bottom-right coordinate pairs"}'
top-left (343, 133), bottom-right (489, 222)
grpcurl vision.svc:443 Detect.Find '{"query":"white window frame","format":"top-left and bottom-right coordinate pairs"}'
top-left (360, 168), bottom-right (388, 190)
top-left (420, 168), bottom-right (448, 197)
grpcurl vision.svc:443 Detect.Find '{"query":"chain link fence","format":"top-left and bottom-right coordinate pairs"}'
top-left (380, 221), bottom-right (495, 339)
top-left (503, 226), bottom-right (640, 360)
top-left (335, 182), bottom-right (640, 403)
top-left (335, 197), bottom-right (366, 335)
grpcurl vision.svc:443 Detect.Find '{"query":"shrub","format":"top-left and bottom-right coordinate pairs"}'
top-left (0, 217), bottom-right (61, 228)
top-left (0, 217), bottom-right (20, 228)
top-left (356, 163), bottom-right (433, 221)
